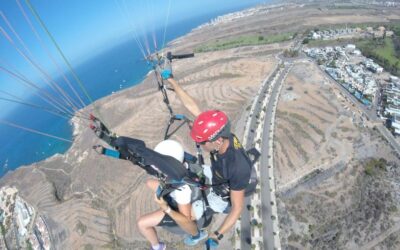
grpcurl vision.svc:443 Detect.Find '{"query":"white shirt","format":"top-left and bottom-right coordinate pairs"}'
top-left (169, 184), bottom-right (191, 204)
top-left (169, 184), bottom-right (205, 220)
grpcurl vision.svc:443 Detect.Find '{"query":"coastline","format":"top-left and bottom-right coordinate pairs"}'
top-left (0, 10), bottom-right (278, 245)
top-left (2, 2), bottom-right (400, 249)
top-left (1, 3), bottom-right (275, 177)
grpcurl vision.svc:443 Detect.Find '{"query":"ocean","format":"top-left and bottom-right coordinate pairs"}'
top-left (0, 2), bottom-right (268, 177)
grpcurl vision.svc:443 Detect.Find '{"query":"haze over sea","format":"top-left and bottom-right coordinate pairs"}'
top-left (0, 2), bottom-right (268, 177)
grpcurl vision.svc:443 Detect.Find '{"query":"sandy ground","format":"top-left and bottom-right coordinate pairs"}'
top-left (274, 61), bottom-right (400, 249)
top-left (273, 61), bottom-right (400, 189)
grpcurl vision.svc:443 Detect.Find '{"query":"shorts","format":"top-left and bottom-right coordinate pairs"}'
top-left (157, 213), bottom-right (178, 227)
top-left (156, 195), bottom-right (182, 230)
top-left (157, 211), bottom-right (187, 235)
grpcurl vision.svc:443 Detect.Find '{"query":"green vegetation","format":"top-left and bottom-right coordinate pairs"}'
top-left (317, 22), bottom-right (380, 31)
top-left (84, 244), bottom-right (94, 250)
top-left (76, 220), bottom-right (87, 236)
top-left (387, 22), bottom-right (400, 36)
top-left (195, 33), bottom-right (294, 52)
top-left (288, 233), bottom-right (301, 242)
top-left (364, 158), bottom-right (387, 176)
top-left (377, 39), bottom-right (398, 63)
top-left (356, 37), bottom-right (400, 76)
top-left (358, 38), bottom-right (399, 63)
top-left (307, 37), bottom-right (361, 47)
top-left (26, 240), bottom-right (33, 250)
top-left (0, 223), bottom-right (5, 237)
top-left (389, 205), bottom-right (398, 213)
top-left (91, 198), bottom-right (108, 210)
top-left (283, 49), bottom-right (299, 58)
top-left (324, 190), bottom-right (337, 198)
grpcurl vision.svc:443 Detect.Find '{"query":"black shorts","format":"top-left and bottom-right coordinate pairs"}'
top-left (157, 196), bottom-right (181, 229)
top-left (157, 213), bottom-right (177, 227)
top-left (157, 194), bottom-right (179, 228)
top-left (157, 211), bottom-right (188, 235)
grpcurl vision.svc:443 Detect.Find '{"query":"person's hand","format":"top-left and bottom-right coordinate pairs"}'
top-left (161, 69), bottom-right (173, 80)
top-left (204, 238), bottom-right (219, 249)
top-left (154, 193), bottom-right (168, 210)
top-left (210, 231), bottom-right (219, 240)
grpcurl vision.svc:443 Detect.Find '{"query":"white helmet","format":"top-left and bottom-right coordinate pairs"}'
top-left (154, 140), bottom-right (184, 163)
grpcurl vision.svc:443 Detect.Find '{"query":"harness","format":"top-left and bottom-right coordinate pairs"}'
top-left (90, 115), bottom-right (213, 228)
top-left (209, 134), bottom-right (260, 200)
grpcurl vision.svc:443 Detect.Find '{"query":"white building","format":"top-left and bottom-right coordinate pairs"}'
top-left (346, 44), bottom-right (356, 52)
top-left (311, 32), bottom-right (321, 39)
top-left (392, 115), bottom-right (400, 135)
top-left (386, 104), bottom-right (400, 116)
top-left (390, 75), bottom-right (399, 83)
top-left (325, 46), bottom-right (334, 53)
top-left (15, 198), bottom-right (31, 237)
top-left (353, 49), bottom-right (362, 56)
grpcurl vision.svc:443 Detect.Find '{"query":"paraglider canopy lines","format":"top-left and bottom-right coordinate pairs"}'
top-left (25, 0), bottom-right (94, 106)
top-left (0, 64), bottom-right (76, 117)
top-left (25, 0), bottom-right (107, 127)
top-left (0, 25), bottom-right (80, 112)
top-left (0, 89), bottom-right (71, 119)
top-left (115, 0), bottom-right (148, 60)
top-left (162, 0), bottom-right (172, 53)
top-left (16, 0), bottom-right (87, 108)
top-left (0, 119), bottom-right (73, 143)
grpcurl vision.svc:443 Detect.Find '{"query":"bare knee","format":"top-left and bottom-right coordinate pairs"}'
top-left (137, 210), bottom-right (164, 231)
top-left (137, 216), bottom-right (148, 230)
top-left (146, 179), bottom-right (159, 191)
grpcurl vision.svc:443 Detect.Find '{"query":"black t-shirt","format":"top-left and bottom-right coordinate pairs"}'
top-left (210, 134), bottom-right (252, 198)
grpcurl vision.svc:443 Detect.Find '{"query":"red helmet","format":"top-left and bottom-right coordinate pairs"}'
top-left (190, 110), bottom-right (230, 143)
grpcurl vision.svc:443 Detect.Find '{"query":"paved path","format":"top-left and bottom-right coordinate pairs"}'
top-left (239, 60), bottom-right (290, 250)
top-left (259, 65), bottom-right (290, 250)
top-left (240, 66), bottom-right (279, 250)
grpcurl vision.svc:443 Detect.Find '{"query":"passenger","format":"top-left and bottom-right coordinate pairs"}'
top-left (161, 71), bottom-right (256, 249)
top-left (136, 139), bottom-right (207, 250)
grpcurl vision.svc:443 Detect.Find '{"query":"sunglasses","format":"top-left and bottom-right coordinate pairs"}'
top-left (199, 141), bottom-right (210, 145)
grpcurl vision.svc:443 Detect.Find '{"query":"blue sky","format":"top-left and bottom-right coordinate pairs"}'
top-left (0, 0), bottom-right (267, 117)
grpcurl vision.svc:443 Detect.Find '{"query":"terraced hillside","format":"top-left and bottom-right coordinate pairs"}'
top-left (0, 46), bottom-right (277, 249)
top-left (274, 61), bottom-right (400, 249)
top-left (274, 62), bottom-right (352, 187)
top-left (3, 2), bottom-right (400, 249)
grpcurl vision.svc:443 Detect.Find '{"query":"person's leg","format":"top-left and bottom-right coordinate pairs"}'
top-left (146, 178), bottom-right (160, 192)
top-left (137, 209), bottom-right (165, 247)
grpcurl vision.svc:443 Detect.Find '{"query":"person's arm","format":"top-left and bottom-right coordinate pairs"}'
top-left (167, 78), bottom-right (202, 117)
top-left (213, 189), bottom-right (245, 237)
top-left (155, 195), bottom-right (198, 235)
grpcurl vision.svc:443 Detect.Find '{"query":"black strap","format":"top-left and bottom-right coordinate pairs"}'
top-left (195, 147), bottom-right (213, 229)
top-left (246, 147), bottom-right (261, 166)
top-left (243, 147), bottom-right (260, 196)
top-left (164, 114), bottom-right (190, 140)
